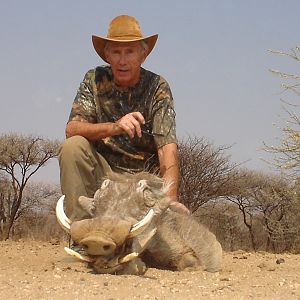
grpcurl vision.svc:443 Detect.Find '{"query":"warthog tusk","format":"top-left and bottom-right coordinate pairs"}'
top-left (65, 246), bottom-right (137, 265)
top-left (119, 252), bottom-right (139, 264)
top-left (64, 247), bottom-right (95, 262)
top-left (128, 209), bottom-right (155, 238)
top-left (132, 227), bottom-right (157, 254)
top-left (56, 195), bottom-right (71, 233)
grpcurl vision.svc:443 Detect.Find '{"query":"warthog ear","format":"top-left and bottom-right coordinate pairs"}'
top-left (101, 179), bottom-right (111, 189)
top-left (137, 180), bottom-right (148, 192)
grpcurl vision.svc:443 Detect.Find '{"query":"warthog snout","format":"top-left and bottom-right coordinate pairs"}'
top-left (80, 236), bottom-right (116, 256)
top-left (69, 217), bottom-right (133, 257)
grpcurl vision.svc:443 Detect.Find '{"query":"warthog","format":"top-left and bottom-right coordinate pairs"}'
top-left (56, 172), bottom-right (222, 275)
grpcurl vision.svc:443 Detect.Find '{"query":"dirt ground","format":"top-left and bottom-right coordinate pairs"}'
top-left (0, 240), bottom-right (299, 300)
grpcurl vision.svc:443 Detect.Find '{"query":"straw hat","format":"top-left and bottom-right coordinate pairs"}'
top-left (92, 15), bottom-right (158, 63)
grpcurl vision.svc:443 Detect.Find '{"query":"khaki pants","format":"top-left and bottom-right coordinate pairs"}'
top-left (58, 136), bottom-right (111, 221)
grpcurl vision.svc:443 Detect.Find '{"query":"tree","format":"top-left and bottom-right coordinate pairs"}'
top-left (224, 169), bottom-right (262, 251)
top-left (225, 168), bottom-right (300, 252)
top-left (0, 133), bottom-right (61, 239)
top-left (264, 47), bottom-right (300, 177)
top-left (178, 136), bottom-right (237, 213)
top-left (195, 202), bottom-right (245, 251)
top-left (11, 181), bottom-right (61, 239)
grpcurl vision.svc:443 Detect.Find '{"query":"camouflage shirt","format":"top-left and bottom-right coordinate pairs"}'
top-left (68, 66), bottom-right (177, 173)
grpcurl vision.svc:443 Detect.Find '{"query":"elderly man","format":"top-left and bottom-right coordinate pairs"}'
top-left (59, 15), bottom-right (189, 221)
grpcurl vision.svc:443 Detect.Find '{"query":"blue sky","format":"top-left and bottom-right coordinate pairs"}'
top-left (1, 1), bottom-right (299, 183)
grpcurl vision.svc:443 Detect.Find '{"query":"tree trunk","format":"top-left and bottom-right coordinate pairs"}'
top-left (247, 226), bottom-right (257, 251)
top-left (0, 222), bottom-right (10, 240)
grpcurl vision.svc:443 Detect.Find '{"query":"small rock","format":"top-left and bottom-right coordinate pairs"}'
top-left (220, 277), bottom-right (230, 281)
top-left (257, 262), bottom-right (267, 269)
top-left (50, 238), bottom-right (60, 245)
top-left (233, 255), bottom-right (247, 260)
top-left (276, 258), bottom-right (285, 264)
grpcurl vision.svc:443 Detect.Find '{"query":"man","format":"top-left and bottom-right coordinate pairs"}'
top-left (59, 15), bottom-right (189, 221)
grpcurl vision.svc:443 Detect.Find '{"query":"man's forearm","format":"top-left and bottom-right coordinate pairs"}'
top-left (66, 120), bottom-right (122, 141)
top-left (158, 143), bottom-right (190, 214)
top-left (163, 164), bottom-right (180, 201)
top-left (158, 143), bottom-right (180, 201)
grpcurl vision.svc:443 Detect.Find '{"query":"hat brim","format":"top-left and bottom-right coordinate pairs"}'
top-left (92, 34), bottom-right (158, 63)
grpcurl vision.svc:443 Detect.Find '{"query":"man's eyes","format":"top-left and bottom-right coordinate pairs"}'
top-left (111, 49), bottom-right (135, 55)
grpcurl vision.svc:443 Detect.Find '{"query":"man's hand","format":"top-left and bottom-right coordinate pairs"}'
top-left (169, 201), bottom-right (190, 215)
top-left (116, 112), bottom-right (145, 138)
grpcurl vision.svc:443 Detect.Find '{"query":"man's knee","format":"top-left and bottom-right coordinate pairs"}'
top-left (59, 136), bottom-right (91, 159)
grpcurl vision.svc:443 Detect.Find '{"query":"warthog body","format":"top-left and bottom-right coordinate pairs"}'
top-left (57, 172), bottom-right (222, 275)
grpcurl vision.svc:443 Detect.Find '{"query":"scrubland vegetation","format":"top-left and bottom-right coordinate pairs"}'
top-left (1, 48), bottom-right (300, 254)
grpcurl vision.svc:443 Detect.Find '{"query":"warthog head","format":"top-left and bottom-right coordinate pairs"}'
top-left (57, 172), bottom-right (172, 274)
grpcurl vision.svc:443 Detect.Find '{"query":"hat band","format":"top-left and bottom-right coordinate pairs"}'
top-left (107, 34), bottom-right (144, 40)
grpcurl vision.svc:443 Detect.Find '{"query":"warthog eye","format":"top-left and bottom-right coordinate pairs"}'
top-left (144, 189), bottom-right (156, 207)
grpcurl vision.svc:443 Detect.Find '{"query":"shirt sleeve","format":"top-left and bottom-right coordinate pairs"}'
top-left (68, 69), bottom-right (97, 123)
top-left (151, 77), bottom-right (177, 148)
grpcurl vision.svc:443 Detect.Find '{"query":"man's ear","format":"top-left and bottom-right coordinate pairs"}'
top-left (104, 44), bottom-right (111, 64)
top-left (139, 44), bottom-right (147, 64)
top-left (105, 54), bottom-right (111, 64)
top-left (141, 52), bottom-right (147, 64)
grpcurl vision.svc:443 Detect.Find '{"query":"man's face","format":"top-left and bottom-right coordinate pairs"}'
top-left (105, 41), bottom-right (147, 88)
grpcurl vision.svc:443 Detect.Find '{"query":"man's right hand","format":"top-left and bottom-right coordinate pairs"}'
top-left (115, 112), bottom-right (145, 139)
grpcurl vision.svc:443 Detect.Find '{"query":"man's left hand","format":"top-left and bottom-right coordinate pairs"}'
top-left (169, 201), bottom-right (190, 215)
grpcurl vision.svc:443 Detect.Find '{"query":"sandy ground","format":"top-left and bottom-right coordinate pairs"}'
top-left (0, 239), bottom-right (299, 300)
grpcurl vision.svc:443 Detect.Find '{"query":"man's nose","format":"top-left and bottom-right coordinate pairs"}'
top-left (119, 53), bottom-right (127, 65)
